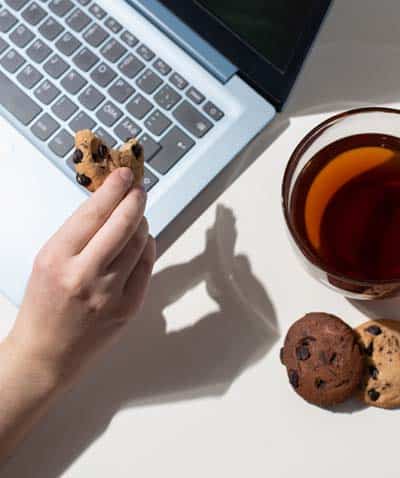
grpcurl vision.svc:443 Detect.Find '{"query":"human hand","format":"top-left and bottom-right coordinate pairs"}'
top-left (9, 168), bottom-right (156, 389)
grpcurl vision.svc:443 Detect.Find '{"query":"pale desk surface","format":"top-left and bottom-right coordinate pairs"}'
top-left (2, 1), bottom-right (400, 477)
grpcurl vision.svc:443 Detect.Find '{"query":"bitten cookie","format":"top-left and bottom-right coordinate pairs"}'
top-left (281, 313), bottom-right (364, 407)
top-left (73, 130), bottom-right (144, 192)
top-left (356, 320), bottom-right (400, 409)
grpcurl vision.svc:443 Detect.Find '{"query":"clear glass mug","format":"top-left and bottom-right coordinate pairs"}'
top-left (282, 107), bottom-right (400, 300)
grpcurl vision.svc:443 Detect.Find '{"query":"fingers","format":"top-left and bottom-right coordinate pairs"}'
top-left (51, 169), bottom-right (134, 256)
top-left (80, 185), bottom-right (147, 272)
top-left (123, 236), bottom-right (156, 315)
top-left (108, 218), bottom-right (149, 284)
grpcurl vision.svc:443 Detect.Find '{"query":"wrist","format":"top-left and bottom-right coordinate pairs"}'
top-left (2, 334), bottom-right (63, 398)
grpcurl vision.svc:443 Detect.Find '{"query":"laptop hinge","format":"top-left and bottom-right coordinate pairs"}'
top-left (125, 0), bottom-right (238, 83)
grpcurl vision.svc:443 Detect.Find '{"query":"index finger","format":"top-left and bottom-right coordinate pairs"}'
top-left (50, 168), bottom-right (135, 256)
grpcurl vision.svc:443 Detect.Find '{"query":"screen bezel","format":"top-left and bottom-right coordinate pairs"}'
top-left (158, 0), bottom-right (332, 110)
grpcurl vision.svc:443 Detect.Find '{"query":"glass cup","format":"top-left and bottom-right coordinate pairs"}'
top-left (282, 107), bottom-right (400, 300)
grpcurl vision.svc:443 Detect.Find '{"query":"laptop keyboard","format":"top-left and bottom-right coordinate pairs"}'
top-left (0, 0), bottom-right (225, 192)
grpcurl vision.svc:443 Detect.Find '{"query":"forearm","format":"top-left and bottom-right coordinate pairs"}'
top-left (0, 336), bottom-right (60, 462)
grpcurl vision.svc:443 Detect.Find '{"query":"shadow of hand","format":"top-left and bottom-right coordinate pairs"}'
top-left (2, 205), bottom-right (279, 478)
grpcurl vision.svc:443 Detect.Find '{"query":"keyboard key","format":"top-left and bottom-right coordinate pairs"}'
top-left (144, 109), bottom-right (171, 136)
top-left (79, 85), bottom-right (104, 110)
top-left (108, 77), bottom-right (134, 103)
top-left (96, 101), bottom-right (122, 127)
top-left (44, 54), bottom-right (69, 79)
top-left (61, 69), bottom-right (87, 94)
top-left (143, 166), bottom-right (158, 192)
top-left (153, 58), bottom-right (171, 76)
top-left (137, 44), bottom-right (154, 61)
top-left (5, 0), bottom-right (30, 11)
top-left (55, 32), bottom-right (81, 56)
top-left (149, 127), bottom-right (194, 175)
top-left (49, 0), bottom-right (74, 17)
top-left (101, 39), bottom-right (126, 63)
top-left (73, 47), bottom-right (99, 72)
top-left (118, 53), bottom-right (144, 79)
top-left (22, 2), bottom-right (47, 26)
top-left (77, 0), bottom-right (90, 5)
top-left (17, 64), bottom-right (43, 89)
top-left (0, 69), bottom-right (42, 125)
top-left (170, 72), bottom-right (188, 90)
top-left (0, 37), bottom-right (9, 54)
top-left (90, 62), bottom-right (116, 87)
top-left (51, 95), bottom-right (78, 120)
top-left (120, 30), bottom-right (138, 48)
top-left (49, 128), bottom-right (74, 157)
top-left (89, 3), bottom-right (106, 20)
top-left (154, 84), bottom-right (181, 110)
top-left (203, 101), bottom-right (224, 121)
top-left (69, 111), bottom-right (95, 132)
top-left (0, 48), bottom-right (25, 73)
top-left (173, 100), bottom-right (213, 138)
top-left (140, 133), bottom-right (161, 162)
top-left (10, 24), bottom-right (34, 47)
top-left (34, 80), bottom-right (60, 105)
top-left (114, 117), bottom-right (141, 142)
top-left (27, 39), bottom-right (52, 63)
top-left (95, 127), bottom-right (117, 148)
top-left (104, 16), bottom-right (122, 34)
top-left (31, 113), bottom-right (60, 140)
top-left (39, 17), bottom-right (63, 40)
top-left (136, 69), bottom-right (162, 94)
top-left (84, 23), bottom-right (108, 47)
top-left (66, 8), bottom-right (91, 32)
top-left (186, 86), bottom-right (205, 105)
top-left (0, 9), bottom-right (17, 32)
top-left (126, 93), bottom-right (153, 120)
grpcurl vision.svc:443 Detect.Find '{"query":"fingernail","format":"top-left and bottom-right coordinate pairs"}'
top-left (119, 168), bottom-right (134, 185)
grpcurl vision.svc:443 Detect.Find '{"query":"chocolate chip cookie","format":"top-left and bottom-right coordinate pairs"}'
top-left (73, 130), bottom-right (144, 192)
top-left (356, 320), bottom-right (400, 409)
top-left (281, 313), bottom-right (364, 407)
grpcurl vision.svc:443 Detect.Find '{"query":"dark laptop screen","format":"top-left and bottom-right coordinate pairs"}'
top-left (196, 0), bottom-right (314, 73)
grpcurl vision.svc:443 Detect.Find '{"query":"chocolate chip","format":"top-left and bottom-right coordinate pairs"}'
top-left (368, 366), bottom-right (379, 380)
top-left (73, 149), bottom-right (83, 164)
top-left (365, 342), bottom-right (373, 356)
top-left (280, 347), bottom-right (284, 365)
top-left (288, 370), bottom-right (299, 389)
top-left (92, 152), bottom-right (102, 163)
top-left (296, 345), bottom-right (310, 361)
top-left (76, 173), bottom-right (91, 187)
top-left (366, 325), bottom-right (382, 336)
top-left (132, 143), bottom-right (143, 157)
top-left (368, 388), bottom-right (380, 402)
top-left (329, 352), bottom-right (337, 363)
top-left (315, 378), bottom-right (326, 389)
top-left (319, 351), bottom-right (328, 365)
top-left (98, 144), bottom-right (108, 159)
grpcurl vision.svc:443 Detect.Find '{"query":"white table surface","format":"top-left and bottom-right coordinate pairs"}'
top-left (3, 1), bottom-right (400, 476)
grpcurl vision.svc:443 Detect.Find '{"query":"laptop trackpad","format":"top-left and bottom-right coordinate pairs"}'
top-left (0, 118), bottom-right (86, 305)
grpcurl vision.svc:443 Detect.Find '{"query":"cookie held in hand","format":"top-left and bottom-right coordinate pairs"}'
top-left (356, 320), bottom-right (400, 409)
top-left (73, 130), bottom-right (144, 192)
top-left (281, 313), bottom-right (364, 407)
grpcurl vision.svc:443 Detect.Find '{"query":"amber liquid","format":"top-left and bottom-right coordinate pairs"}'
top-left (291, 134), bottom-right (400, 282)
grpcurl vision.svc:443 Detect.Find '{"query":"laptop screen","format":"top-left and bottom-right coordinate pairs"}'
top-left (196, 0), bottom-right (314, 73)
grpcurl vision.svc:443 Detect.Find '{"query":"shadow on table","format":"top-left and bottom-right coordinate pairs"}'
top-left (349, 297), bottom-right (400, 322)
top-left (1, 205), bottom-right (279, 478)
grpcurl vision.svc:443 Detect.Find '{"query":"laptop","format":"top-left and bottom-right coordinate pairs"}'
top-left (0, 0), bottom-right (331, 305)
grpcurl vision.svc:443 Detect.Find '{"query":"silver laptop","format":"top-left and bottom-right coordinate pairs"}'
top-left (0, 0), bottom-right (331, 305)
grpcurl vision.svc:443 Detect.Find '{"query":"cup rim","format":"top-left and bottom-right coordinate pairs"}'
top-left (282, 106), bottom-right (400, 286)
